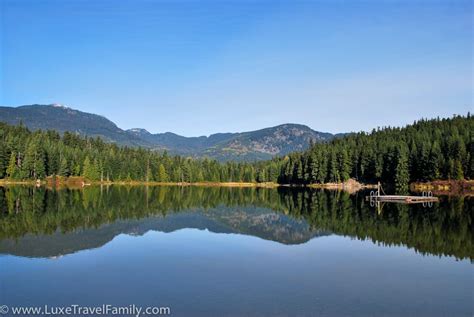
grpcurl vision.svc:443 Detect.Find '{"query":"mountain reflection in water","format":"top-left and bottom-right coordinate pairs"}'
top-left (0, 185), bottom-right (472, 260)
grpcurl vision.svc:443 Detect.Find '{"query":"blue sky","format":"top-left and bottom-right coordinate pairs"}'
top-left (1, 0), bottom-right (472, 136)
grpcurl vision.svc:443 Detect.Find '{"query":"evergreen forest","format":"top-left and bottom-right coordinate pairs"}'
top-left (0, 114), bottom-right (472, 194)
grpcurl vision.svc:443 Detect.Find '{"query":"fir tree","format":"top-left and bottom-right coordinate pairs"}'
top-left (394, 146), bottom-right (410, 194)
top-left (6, 152), bottom-right (19, 179)
top-left (157, 164), bottom-right (168, 182)
top-left (58, 155), bottom-right (70, 177)
top-left (83, 156), bottom-right (100, 181)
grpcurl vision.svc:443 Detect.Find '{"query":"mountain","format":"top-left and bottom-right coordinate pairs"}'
top-left (0, 104), bottom-right (336, 161)
top-left (127, 128), bottom-right (236, 155)
top-left (0, 104), bottom-right (149, 147)
top-left (128, 123), bottom-right (333, 160)
top-left (201, 124), bottom-right (333, 161)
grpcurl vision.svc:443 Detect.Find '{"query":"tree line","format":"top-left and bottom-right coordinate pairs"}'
top-left (0, 123), bottom-right (267, 183)
top-left (278, 114), bottom-right (473, 193)
top-left (0, 114), bottom-right (472, 191)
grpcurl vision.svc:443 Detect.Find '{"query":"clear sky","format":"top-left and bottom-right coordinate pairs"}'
top-left (1, 0), bottom-right (472, 136)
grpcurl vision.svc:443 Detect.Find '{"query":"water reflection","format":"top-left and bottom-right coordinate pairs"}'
top-left (0, 185), bottom-right (472, 260)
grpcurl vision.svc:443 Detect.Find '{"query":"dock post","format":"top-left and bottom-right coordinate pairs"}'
top-left (377, 182), bottom-right (380, 197)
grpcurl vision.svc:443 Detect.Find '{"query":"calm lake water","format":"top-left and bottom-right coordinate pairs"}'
top-left (0, 186), bottom-right (472, 317)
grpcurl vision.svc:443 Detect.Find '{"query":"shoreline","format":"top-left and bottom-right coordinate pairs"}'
top-left (410, 180), bottom-right (474, 196)
top-left (0, 178), bottom-right (471, 194)
top-left (0, 178), bottom-right (376, 190)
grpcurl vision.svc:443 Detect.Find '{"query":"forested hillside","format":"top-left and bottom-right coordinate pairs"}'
top-left (0, 104), bottom-right (148, 147)
top-left (0, 123), bottom-right (263, 183)
top-left (0, 104), bottom-right (333, 161)
top-left (279, 114), bottom-right (473, 193)
top-left (128, 123), bottom-right (332, 161)
top-left (0, 114), bottom-right (472, 193)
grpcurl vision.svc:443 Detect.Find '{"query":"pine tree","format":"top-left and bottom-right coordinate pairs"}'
top-left (338, 148), bottom-right (351, 181)
top-left (0, 146), bottom-right (7, 178)
top-left (256, 168), bottom-right (266, 183)
top-left (453, 160), bottom-right (464, 180)
top-left (73, 163), bottom-right (81, 176)
top-left (395, 146), bottom-right (410, 194)
top-left (83, 156), bottom-right (100, 181)
top-left (182, 161), bottom-right (191, 182)
top-left (6, 152), bottom-right (19, 179)
top-left (146, 161), bottom-right (152, 182)
top-left (309, 152), bottom-right (319, 183)
top-left (316, 151), bottom-right (327, 183)
top-left (58, 155), bottom-right (70, 177)
top-left (22, 140), bottom-right (46, 179)
top-left (157, 164), bottom-right (168, 182)
top-left (428, 141), bottom-right (442, 180)
top-left (295, 159), bottom-right (304, 183)
top-left (328, 151), bottom-right (339, 183)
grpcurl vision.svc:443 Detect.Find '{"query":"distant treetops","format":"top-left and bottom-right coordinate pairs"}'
top-left (279, 114), bottom-right (472, 193)
top-left (0, 114), bottom-right (472, 194)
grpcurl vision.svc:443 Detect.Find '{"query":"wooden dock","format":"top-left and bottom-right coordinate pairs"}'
top-left (365, 182), bottom-right (439, 204)
top-left (366, 195), bottom-right (439, 204)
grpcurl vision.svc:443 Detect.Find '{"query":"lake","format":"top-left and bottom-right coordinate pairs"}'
top-left (0, 186), bottom-right (472, 317)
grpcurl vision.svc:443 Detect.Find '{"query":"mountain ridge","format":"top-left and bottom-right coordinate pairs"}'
top-left (0, 104), bottom-right (336, 161)
top-left (0, 207), bottom-right (330, 258)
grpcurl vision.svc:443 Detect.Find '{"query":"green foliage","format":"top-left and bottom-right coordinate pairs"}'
top-left (394, 145), bottom-right (410, 194)
top-left (6, 152), bottom-right (19, 179)
top-left (58, 155), bottom-right (70, 177)
top-left (0, 105), bottom-right (333, 161)
top-left (22, 138), bottom-right (46, 179)
top-left (278, 114), bottom-right (473, 188)
top-left (453, 160), bottom-right (464, 180)
top-left (0, 114), bottom-right (471, 186)
top-left (0, 143), bottom-right (7, 179)
top-left (0, 122), bottom-right (277, 183)
top-left (83, 156), bottom-right (100, 181)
